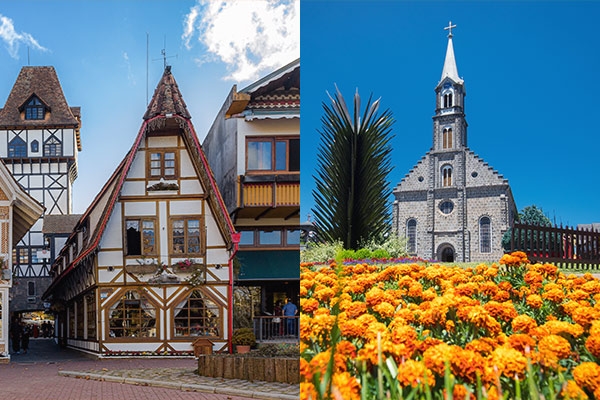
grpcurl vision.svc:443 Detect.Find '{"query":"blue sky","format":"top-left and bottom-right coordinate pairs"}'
top-left (0, 0), bottom-right (299, 214)
top-left (301, 1), bottom-right (600, 227)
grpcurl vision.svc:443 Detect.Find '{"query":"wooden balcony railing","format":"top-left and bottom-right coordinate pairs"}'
top-left (237, 176), bottom-right (299, 208)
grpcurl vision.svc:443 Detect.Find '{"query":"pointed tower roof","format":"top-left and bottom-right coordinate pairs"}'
top-left (439, 22), bottom-right (463, 85)
top-left (143, 66), bottom-right (191, 120)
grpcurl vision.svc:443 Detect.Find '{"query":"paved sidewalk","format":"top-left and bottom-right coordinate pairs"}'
top-left (1, 338), bottom-right (299, 400)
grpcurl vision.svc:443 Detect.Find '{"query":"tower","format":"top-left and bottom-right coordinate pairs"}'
top-left (393, 24), bottom-right (516, 262)
top-left (0, 66), bottom-right (81, 313)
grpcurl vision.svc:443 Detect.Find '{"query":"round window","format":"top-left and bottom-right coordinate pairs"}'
top-left (471, 171), bottom-right (478, 178)
top-left (439, 200), bottom-right (454, 214)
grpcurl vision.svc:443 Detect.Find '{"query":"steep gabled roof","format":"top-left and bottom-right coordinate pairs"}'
top-left (0, 66), bottom-right (80, 128)
top-left (44, 67), bottom-right (237, 298)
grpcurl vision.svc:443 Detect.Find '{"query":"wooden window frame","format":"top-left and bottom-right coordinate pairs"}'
top-left (246, 136), bottom-right (300, 174)
top-left (107, 289), bottom-right (158, 340)
top-left (238, 227), bottom-right (299, 248)
top-left (124, 218), bottom-right (157, 257)
top-left (442, 128), bottom-right (453, 149)
top-left (170, 216), bottom-right (205, 256)
top-left (147, 149), bottom-right (178, 180)
top-left (441, 165), bottom-right (452, 187)
top-left (172, 289), bottom-right (222, 338)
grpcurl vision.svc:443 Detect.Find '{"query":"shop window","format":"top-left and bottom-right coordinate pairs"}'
top-left (171, 217), bottom-right (204, 255)
top-left (173, 290), bottom-right (220, 337)
top-left (87, 295), bottom-right (97, 340)
top-left (259, 230), bottom-right (281, 245)
top-left (109, 290), bottom-right (157, 338)
top-left (125, 219), bottom-right (156, 256)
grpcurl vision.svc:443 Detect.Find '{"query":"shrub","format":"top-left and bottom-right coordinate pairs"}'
top-left (231, 328), bottom-right (256, 346)
top-left (300, 240), bottom-right (343, 263)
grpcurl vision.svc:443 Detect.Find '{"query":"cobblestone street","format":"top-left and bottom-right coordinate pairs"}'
top-left (0, 338), bottom-right (298, 400)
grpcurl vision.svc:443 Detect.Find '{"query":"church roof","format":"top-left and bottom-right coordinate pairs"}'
top-left (439, 34), bottom-right (463, 85)
top-left (0, 66), bottom-right (81, 127)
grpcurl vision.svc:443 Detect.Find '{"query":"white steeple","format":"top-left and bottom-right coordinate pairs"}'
top-left (440, 21), bottom-right (463, 84)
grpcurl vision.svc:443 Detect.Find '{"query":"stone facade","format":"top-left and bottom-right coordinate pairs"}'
top-left (393, 32), bottom-right (516, 262)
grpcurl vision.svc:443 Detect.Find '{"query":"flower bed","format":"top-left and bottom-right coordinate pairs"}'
top-left (300, 252), bottom-right (600, 399)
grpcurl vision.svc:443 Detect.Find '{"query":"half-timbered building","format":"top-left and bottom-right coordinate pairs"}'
top-left (0, 160), bottom-right (44, 362)
top-left (43, 66), bottom-right (238, 356)
top-left (0, 66), bottom-right (81, 315)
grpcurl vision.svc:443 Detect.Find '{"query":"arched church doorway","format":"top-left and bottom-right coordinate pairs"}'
top-left (438, 245), bottom-right (455, 262)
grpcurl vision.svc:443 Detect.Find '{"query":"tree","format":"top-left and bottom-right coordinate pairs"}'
top-left (502, 205), bottom-right (552, 250)
top-left (312, 87), bottom-right (394, 250)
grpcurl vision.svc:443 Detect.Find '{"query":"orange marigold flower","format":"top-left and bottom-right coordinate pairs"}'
top-left (511, 314), bottom-right (538, 334)
top-left (488, 345), bottom-right (528, 379)
top-left (397, 359), bottom-right (435, 388)
top-left (313, 286), bottom-right (336, 304)
top-left (300, 298), bottom-right (320, 314)
top-left (343, 301), bottom-right (367, 319)
top-left (572, 362), bottom-right (600, 392)
top-left (365, 286), bottom-right (386, 307)
top-left (541, 320), bottom-right (584, 338)
top-left (422, 342), bottom-right (454, 376)
top-left (331, 371), bottom-right (361, 400)
top-left (300, 382), bottom-right (318, 400)
top-left (585, 335), bottom-right (600, 359)
top-left (492, 290), bottom-right (510, 302)
top-left (561, 380), bottom-right (589, 400)
top-left (373, 301), bottom-right (395, 319)
top-left (538, 334), bottom-right (571, 369)
top-left (526, 294), bottom-right (543, 309)
top-left (507, 333), bottom-right (536, 355)
top-left (465, 338), bottom-right (496, 356)
top-left (453, 384), bottom-right (476, 400)
top-left (571, 306), bottom-right (600, 329)
top-left (569, 289), bottom-right (592, 302)
top-left (499, 251), bottom-right (529, 267)
top-left (542, 288), bottom-right (565, 303)
top-left (450, 347), bottom-right (486, 384)
top-left (483, 301), bottom-right (517, 322)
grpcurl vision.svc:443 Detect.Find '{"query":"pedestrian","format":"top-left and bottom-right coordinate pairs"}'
top-left (272, 300), bottom-right (283, 338)
top-left (21, 323), bottom-right (30, 354)
top-left (10, 319), bottom-right (21, 354)
top-left (282, 298), bottom-right (298, 336)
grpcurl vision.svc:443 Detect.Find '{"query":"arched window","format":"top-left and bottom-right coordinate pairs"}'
top-left (31, 140), bottom-right (39, 153)
top-left (44, 137), bottom-right (62, 156)
top-left (442, 128), bottom-right (453, 149)
top-left (480, 217), bottom-right (491, 253)
top-left (108, 290), bottom-right (157, 338)
top-left (441, 165), bottom-right (452, 187)
top-left (173, 290), bottom-right (221, 337)
top-left (406, 219), bottom-right (417, 254)
top-left (8, 136), bottom-right (27, 158)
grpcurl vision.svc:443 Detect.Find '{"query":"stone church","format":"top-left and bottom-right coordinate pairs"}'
top-left (392, 25), bottom-right (517, 262)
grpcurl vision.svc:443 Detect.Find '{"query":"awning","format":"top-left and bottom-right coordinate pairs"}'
top-left (236, 250), bottom-right (299, 281)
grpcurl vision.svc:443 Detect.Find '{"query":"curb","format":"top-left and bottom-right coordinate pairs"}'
top-left (58, 371), bottom-right (298, 399)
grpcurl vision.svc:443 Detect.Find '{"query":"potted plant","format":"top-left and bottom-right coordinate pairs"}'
top-left (231, 327), bottom-right (256, 353)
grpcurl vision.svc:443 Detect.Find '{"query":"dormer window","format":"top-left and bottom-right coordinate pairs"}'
top-left (24, 96), bottom-right (46, 120)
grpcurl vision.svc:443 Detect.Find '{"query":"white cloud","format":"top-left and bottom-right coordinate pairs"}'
top-left (182, 0), bottom-right (299, 82)
top-left (0, 14), bottom-right (47, 59)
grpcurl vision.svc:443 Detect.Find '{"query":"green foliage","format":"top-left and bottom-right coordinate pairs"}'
top-left (360, 235), bottom-right (408, 259)
top-left (256, 343), bottom-right (300, 358)
top-left (231, 327), bottom-right (256, 346)
top-left (300, 240), bottom-right (344, 263)
top-left (502, 204), bottom-right (553, 250)
top-left (312, 86), bottom-right (395, 250)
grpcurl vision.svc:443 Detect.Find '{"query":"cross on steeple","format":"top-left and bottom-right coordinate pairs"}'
top-left (444, 21), bottom-right (457, 37)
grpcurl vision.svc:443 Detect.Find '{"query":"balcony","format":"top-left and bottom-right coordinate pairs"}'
top-left (236, 175), bottom-right (299, 220)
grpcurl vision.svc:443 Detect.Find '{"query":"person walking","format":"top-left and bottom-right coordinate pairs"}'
top-left (10, 319), bottom-right (22, 354)
top-left (282, 298), bottom-right (298, 336)
top-left (21, 323), bottom-right (31, 354)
